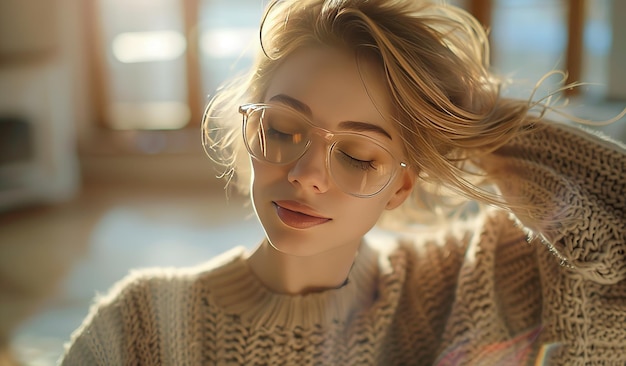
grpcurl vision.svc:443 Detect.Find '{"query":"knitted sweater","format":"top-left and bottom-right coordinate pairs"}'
top-left (60, 122), bottom-right (626, 366)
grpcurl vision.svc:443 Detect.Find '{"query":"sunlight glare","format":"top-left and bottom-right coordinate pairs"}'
top-left (113, 31), bottom-right (187, 63)
top-left (201, 28), bottom-right (257, 58)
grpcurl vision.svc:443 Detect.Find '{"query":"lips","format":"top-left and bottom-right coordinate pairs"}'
top-left (273, 200), bottom-right (331, 229)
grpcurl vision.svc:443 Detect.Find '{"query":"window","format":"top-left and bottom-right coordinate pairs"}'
top-left (490, 0), bottom-right (612, 99)
top-left (88, 0), bottom-right (617, 132)
top-left (88, 0), bottom-right (265, 131)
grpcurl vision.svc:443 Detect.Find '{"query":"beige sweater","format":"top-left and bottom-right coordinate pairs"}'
top-left (60, 122), bottom-right (626, 365)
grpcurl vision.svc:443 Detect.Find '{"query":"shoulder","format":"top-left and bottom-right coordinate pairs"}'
top-left (60, 246), bottom-right (248, 365)
top-left (377, 207), bottom-right (520, 260)
top-left (93, 246), bottom-right (248, 305)
top-left (384, 208), bottom-right (534, 293)
top-left (371, 209), bottom-right (519, 288)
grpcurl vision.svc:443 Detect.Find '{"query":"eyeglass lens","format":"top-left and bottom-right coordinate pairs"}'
top-left (243, 105), bottom-right (396, 196)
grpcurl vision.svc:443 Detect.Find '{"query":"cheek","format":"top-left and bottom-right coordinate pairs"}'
top-left (249, 161), bottom-right (275, 211)
top-left (250, 160), bottom-right (284, 189)
top-left (249, 161), bottom-right (294, 217)
top-left (339, 194), bottom-right (392, 232)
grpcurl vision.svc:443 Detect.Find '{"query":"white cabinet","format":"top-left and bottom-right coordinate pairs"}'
top-left (0, 0), bottom-right (79, 211)
top-left (0, 62), bottom-right (79, 210)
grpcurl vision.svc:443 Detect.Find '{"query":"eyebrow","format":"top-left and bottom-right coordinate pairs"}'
top-left (337, 121), bottom-right (392, 140)
top-left (268, 94), bottom-right (393, 140)
top-left (269, 94), bottom-right (312, 115)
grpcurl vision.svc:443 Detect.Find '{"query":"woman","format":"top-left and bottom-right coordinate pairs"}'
top-left (61, 0), bottom-right (626, 364)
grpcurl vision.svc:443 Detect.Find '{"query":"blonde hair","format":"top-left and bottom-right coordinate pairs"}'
top-left (202, 0), bottom-right (584, 223)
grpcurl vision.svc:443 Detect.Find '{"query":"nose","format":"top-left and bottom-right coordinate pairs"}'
top-left (287, 141), bottom-right (330, 194)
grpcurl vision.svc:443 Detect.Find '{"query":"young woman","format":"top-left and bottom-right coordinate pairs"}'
top-left (61, 0), bottom-right (626, 365)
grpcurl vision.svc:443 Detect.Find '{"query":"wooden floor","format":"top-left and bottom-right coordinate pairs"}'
top-left (0, 182), bottom-right (262, 365)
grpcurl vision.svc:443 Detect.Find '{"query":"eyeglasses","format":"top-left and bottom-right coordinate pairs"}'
top-left (239, 103), bottom-right (407, 197)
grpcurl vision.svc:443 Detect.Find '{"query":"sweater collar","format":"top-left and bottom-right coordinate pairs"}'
top-left (203, 241), bottom-right (381, 330)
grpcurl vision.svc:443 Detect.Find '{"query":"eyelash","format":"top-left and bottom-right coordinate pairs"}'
top-left (337, 150), bottom-right (376, 171)
top-left (266, 127), bottom-right (293, 141)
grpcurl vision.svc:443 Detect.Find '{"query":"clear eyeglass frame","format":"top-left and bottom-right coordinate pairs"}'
top-left (239, 103), bottom-right (408, 198)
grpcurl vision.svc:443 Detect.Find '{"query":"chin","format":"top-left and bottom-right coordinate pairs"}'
top-left (265, 232), bottom-right (330, 257)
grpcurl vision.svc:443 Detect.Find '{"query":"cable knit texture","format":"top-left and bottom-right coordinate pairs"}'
top-left (60, 122), bottom-right (626, 366)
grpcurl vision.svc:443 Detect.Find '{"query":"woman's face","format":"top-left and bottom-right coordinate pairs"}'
top-left (250, 46), bottom-right (414, 256)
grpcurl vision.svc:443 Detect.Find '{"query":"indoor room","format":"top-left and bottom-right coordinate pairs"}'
top-left (1, 0), bottom-right (624, 364)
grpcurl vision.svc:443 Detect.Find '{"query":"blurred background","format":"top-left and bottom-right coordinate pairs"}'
top-left (0, 0), bottom-right (624, 364)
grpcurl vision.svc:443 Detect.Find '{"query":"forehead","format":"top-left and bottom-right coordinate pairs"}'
top-left (263, 47), bottom-right (396, 136)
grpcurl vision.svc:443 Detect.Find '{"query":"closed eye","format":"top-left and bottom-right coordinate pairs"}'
top-left (337, 150), bottom-right (376, 171)
top-left (266, 127), bottom-right (294, 141)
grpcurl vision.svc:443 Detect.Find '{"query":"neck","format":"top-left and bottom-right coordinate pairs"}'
top-left (247, 238), bottom-right (361, 295)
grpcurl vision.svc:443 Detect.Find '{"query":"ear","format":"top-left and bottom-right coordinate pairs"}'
top-left (385, 169), bottom-right (416, 210)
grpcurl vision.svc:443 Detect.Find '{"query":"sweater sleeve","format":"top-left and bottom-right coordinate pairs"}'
top-left (478, 121), bottom-right (626, 284)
